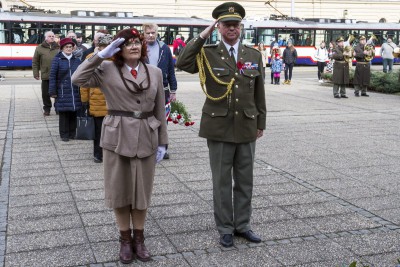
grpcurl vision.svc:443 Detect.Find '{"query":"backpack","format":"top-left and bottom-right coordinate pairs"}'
top-left (174, 42), bottom-right (183, 56)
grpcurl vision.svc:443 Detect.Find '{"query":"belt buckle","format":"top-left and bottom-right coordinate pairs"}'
top-left (133, 111), bottom-right (142, 118)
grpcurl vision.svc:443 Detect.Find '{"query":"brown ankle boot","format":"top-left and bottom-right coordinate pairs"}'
top-left (119, 229), bottom-right (134, 264)
top-left (133, 229), bottom-right (151, 262)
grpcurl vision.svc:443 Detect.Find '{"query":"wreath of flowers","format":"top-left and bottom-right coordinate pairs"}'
top-left (165, 100), bottom-right (194, 126)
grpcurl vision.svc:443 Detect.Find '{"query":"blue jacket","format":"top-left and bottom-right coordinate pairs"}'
top-left (150, 40), bottom-right (177, 92)
top-left (271, 58), bottom-right (283, 73)
top-left (49, 52), bottom-right (82, 112)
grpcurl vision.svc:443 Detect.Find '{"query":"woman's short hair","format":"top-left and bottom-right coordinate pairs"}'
top-left (113, 28), bottom-right (147, 67)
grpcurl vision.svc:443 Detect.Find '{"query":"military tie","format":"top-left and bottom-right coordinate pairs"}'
top-left (229, 47), bottom-right (236, 64)
top-left (130, 69), bottom-right (137, 79)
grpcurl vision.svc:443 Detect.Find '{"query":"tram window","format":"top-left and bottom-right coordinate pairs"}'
top-left (168, 26), bottom-right (190, 45)
top-left (257, 28), bottom-right (274, 46)
top-left (297, 30), bottom-right (314, 46)
top-left (210, 30), bottom-right (219, 44)
top-left (191, 26), bottom-right (206, 42)
top-left (157, 26), bottom-right (168, 43)
top-left (0, 22), bottom-right (8, 43)
top-left (382, 30), bottom-right (397, 44)
top-left (242, 29), bottom-right (255, 45)
top-left (0, 31), bottom-right (9, 44)
top-left (315, 30), bottom-right (325, 47)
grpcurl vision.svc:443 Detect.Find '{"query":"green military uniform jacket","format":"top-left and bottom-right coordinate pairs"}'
top-left (176, 35), bottom-right (266, 143)
top-left (353, 43), bottom-right (371, 86)
top-left (331, 46), bottom-right (350, 85)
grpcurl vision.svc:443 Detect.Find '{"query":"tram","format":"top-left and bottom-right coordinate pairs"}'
top-left (1, 10), bottom-right (400, 68)
top-left (241, 18), bottom-right (400, 65)
top-left (0, 11), bottom-right (213, 68)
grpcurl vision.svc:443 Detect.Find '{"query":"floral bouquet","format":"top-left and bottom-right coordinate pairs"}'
top-left (166, 100), bottom-right (195, 126)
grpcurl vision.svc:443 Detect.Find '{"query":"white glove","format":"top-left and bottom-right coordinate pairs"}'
top-left (98, 38), bottom-right (125, 58)
top-left (156, 146), bottom-right (166, 163)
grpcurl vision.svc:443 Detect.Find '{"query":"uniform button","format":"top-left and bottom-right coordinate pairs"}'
top-left (252, 115), bottom-right (255, 118)
top-left (212, 112), bottom-right (215, 116)
top-left (235, 85), bottom-right (238, 88)
top-left (217, 73), bottom-right (220, 76)
top-left (235, 73), bottom-right (238, 75)
top-left (235, 111), bottom-right (238, 115)
top-left (251, 74), bottom-right (254, 77)
top-left (137, 100), bottom-right (140, 104)
top-left (235, 98), bottom-right (239, 102)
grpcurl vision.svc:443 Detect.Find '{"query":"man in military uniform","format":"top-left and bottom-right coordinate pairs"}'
top-left (331, 36), bottom-right (350, 98)
top-left (353, 36), bottom-right (371, 97)
top-left (176, 2), bottom-right (266, 248)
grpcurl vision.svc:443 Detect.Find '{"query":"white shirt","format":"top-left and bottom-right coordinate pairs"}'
top-left (222, 40), bottom-right (239, 62)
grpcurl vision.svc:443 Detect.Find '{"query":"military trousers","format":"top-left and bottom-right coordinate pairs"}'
top-left (333, 84), bottom-right (346, 96)
top-left (207, 139), bottom-right (256, 235)
top-left (354, 85), bottom-right (367, 95)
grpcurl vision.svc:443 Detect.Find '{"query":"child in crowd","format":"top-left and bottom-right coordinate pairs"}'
top-left (271, 53), bottom-right (284, 85)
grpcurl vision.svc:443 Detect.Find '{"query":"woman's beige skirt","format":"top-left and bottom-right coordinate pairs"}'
top-left (103, 149), bottom-right (156, 210)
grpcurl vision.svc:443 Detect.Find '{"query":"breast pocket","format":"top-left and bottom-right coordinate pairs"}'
top-left (101, 116), bottom-right (121, 148)
top-left (242, 69), bottom-right (261, 93)
top-left (212, 68), bottom-right (230, 78)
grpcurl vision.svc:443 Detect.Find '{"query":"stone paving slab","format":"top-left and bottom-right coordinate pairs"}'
top-left (1, 75), bottom-right (400, 266)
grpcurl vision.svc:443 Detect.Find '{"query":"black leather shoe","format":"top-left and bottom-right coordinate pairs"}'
top-left (234, 230), bottom-right (262, 243)
top-left (334, 95), bottom-right (340, 98)
top-left (163, 152), bottom-right (170, 160)
top-left (354, 93), bottom-right (360, 97)
top-left (341, 95), bottom-right (348, 98)
top-left (93, 157), bottom-right (103, 163)
top-left (361, 93), bottom-right (369, 97)
top-left (220, 234), bottom-right (233, 247)
top-left (61, 138), bottom-right (69, 142)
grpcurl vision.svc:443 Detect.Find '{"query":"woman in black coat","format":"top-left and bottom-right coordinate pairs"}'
top-left (49, 38), bottom-right (82, 141)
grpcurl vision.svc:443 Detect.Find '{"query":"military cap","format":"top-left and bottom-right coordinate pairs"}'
top-left (336, 36), bottom-right (344, 42)
top-left (212, 2), bottom-right (245, 22)
top-left (359, 35), bottom-right (366, 40)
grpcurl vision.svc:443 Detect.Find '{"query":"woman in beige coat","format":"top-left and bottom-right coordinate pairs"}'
top-left (72, 28), bottom-right (168, 264)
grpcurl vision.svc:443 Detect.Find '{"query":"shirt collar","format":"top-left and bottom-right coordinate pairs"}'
top-left (222, 40), bottom-right (239, 55)
top-left (125, 63), bottom-right (139, 72)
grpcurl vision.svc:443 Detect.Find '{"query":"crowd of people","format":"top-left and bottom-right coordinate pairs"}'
top-left (29, 1), bottom-right (399, 264)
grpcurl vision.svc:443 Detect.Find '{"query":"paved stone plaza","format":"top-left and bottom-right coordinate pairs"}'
top-left (0, 71), bottom-right (400, 266)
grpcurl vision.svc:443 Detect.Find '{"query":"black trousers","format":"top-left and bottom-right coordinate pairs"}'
top-left (284, 63), bottom-right (294, 81)
top-left (41, 80), bottom-right (52, 112)
top-left (317, 62), bottom-right (325, 80)
top-left (93, 116), bottom-right (104, 159)
top-left (59, 111), bottom-right (77, 139)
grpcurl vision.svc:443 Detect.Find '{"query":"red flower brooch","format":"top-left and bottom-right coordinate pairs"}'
top-left (237, 60), bottom-right (244, 74)
top-left (131, 29), bottom-right (139, 36)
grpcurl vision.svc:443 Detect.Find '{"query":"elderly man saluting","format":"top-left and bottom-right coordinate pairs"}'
top-left (176, 2), bottom-right (266, 247)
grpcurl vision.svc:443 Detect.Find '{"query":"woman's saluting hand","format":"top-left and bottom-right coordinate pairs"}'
top-left (98, 38), bottom-right (125, 58)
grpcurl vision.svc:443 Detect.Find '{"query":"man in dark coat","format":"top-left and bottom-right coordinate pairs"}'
top-left (176, 2), bottom-right (266, 248)
top-left (143, 23), bottom-right (177, 159)
top-left (331, 36), bottom-right (350, 98)
top-left (32, 31), bottom-right (60, 115)
top-left (353, 36), bottom-right (371, 97)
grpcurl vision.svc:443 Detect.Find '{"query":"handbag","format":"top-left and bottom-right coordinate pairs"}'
top-left (76, 104), bottom-right (95, 140)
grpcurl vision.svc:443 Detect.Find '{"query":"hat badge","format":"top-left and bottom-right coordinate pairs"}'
top-left (228, 6), bottom-right (235, 13)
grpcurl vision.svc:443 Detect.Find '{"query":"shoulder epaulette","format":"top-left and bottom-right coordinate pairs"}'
top-left (204, 44), bottom-right (218, 48)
